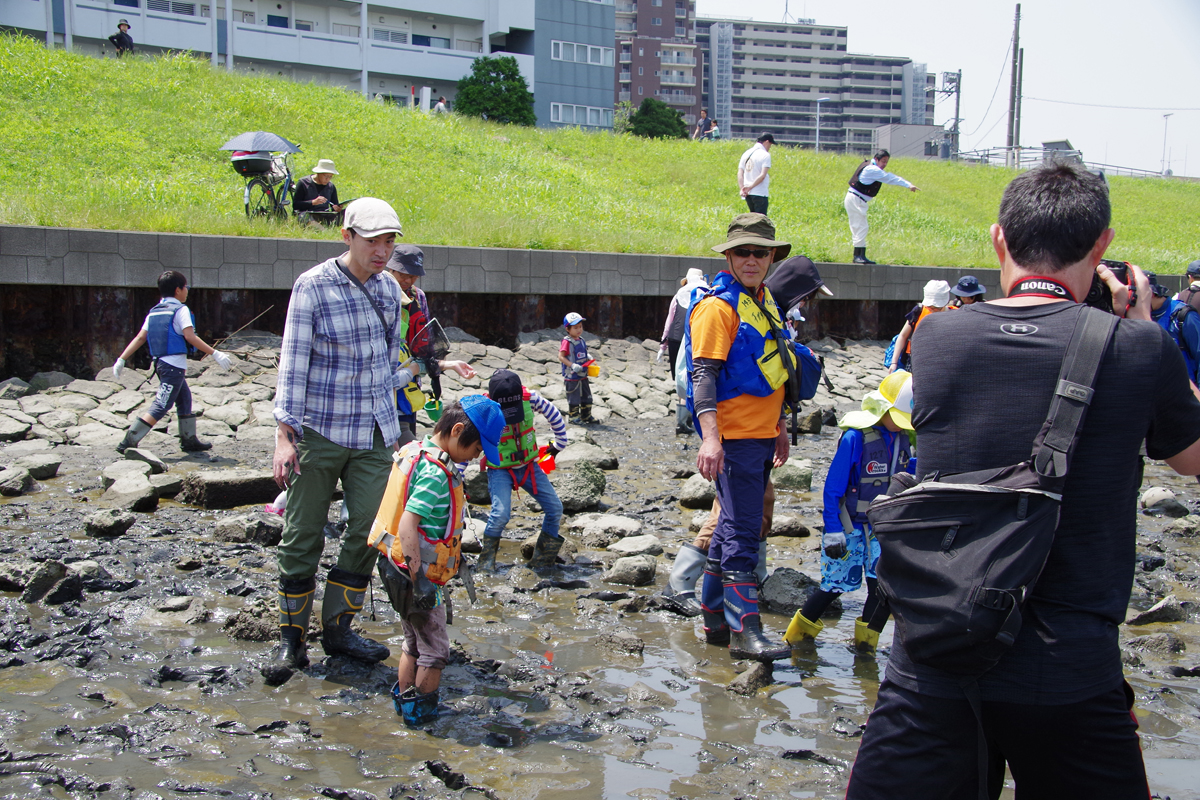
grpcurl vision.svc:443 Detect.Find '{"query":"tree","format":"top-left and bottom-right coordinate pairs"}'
top-left (628, 98), bottom-right (688, 140)
top-left (612, 100), bottom-right (637, 135)
top-left (454, 55), bottom-right (535, 126)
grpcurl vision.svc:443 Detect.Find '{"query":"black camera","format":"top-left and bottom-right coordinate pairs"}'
top-left (1084, 259), bottom-right (1130, 313)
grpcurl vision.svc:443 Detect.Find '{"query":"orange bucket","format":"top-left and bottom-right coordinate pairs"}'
top-left (537, 445), bottom-right (557, 474)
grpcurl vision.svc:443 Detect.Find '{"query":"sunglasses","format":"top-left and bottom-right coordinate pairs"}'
top-left (730, 247), bottom-right (773, 259)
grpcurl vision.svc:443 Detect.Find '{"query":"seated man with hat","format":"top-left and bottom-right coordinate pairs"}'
top-left (293, 159), bottom-right (343, 224)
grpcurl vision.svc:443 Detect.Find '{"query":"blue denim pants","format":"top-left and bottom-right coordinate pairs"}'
top-left (483, 462), bottom-right (563, 540)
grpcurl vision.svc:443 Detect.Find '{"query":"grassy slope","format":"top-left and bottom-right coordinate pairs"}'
top-left (2, 33), bottom-right (1197, 270)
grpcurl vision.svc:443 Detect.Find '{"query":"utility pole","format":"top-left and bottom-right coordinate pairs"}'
top-left (1162, 113), bottom-right (1174, 176)
top-left (1006, 4), bottom-right (1021, 166)
top-left (1013, 48), bottom-right (1024, 165)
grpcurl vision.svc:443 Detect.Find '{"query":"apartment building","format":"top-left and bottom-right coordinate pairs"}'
top-left (615, 0), bottom-right (700, 127)
top-left (694, 17), bottom-right (936, 155)
top-left (6, 0), bottom-right (614, 128)
top-left (536, 0), bottom-right (616, 129)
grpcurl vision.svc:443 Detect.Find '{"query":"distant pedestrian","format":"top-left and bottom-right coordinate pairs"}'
top-left (559, 312), bottom-right (596, 424)
top-left (709, 122), bottom-right (721, 141)
top-left (738, 133), bottom-right (774, 215)
top-left (693, 108), bottom-right (714, 140)
top-left (108, 19), bottom-right (134, 57)
top-left (1174, 259), bottom-right (1200, 312)
top-left (433, 96), bottom-right (449, 114)
top-left (112, 270), bottom-right (233, 454)
top-left (949, 275), bottom-right (986, 307)
top-left (845, 149), bottom-right (919, 264)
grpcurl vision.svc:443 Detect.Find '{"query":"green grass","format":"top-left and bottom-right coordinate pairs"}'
top-left (2, 32), bottom-right (1198, 270)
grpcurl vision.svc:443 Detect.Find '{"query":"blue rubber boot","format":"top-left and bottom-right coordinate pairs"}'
top-left (392, 683), bottom-right (439, 726)
top-left (699, 559), bottom-right (729, 646)
top-left (723, 571), bottom-right (791, 662)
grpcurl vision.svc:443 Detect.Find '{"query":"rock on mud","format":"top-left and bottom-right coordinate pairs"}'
top-left (0, 415), bottom-right (31, 442)
top-left (773, 459), bottom-right (813, 492)
top-left (179, 469), bottom-right (278, 509)
top-left (1140, 487), bottom-right (1189, 518)
top-left (19, 560), bottom-right (82, 604)
top-left (103, 460), bottom-right (152, 489)
top-left (1125, 632), bottom-right (1187, 654)
top-left (678, 474), bottom-right (716, 509)
top-left (463, 463), bottom-right (490, 505)
top-left (1126, 595), bottom-right (1188, 625)
top-left (0, 467), bottom-right (33, 496)
top-left (604, 554), bottom-right (657, 586)
top-left (85, 509), bottom-right (138, 537)
top-left (555, 461), bottom-right (607, 513)
top-left (597, 630), bottom-right (645, 655)
top-left (124, 448), bottom-right (168, 474)
top-left (555, 442), bottom-right (619, 470)
top-left (215, 513), bottom-right (284, 546)
top-left (1163, 515), bottom-right (1200, 537)
top-left (728, 661), bottom-right (774, 695)
top-left (13, 453), bottom-right (62, 480)
top-left (761, 567), bottom-right (827, 615)
top-left (607, 534), bottom-right (663, 557)
top-left (100, 472), bottom-right (158, 512)
top-left (770, 516), bottom-right (811, 538)
top-left (566, 513), bottom-right (643, 548)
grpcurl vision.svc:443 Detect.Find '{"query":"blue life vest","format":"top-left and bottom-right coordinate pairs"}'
top-left (682, 271), bottom-right (794, 425)
top-left (843, 427), bottom-right (912, 525)
top-left (561, 336), bottom-right (590, 378)
top-left (1154, 298), bottom-right (1200, 382)
top-left (146, 300), bottom-right (190, 359)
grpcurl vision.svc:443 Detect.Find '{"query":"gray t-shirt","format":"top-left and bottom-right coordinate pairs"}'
top-left (889, 301), bottom-right (1200, 704)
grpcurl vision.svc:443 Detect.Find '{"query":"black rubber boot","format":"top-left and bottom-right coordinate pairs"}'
top-left (528, 531), bottom-right (565, 569)
top-left (320, 567), bottom-right (390, 663)
top-left (568, 404), bottom-right (581, 424)
top-left (178, 414), bottom-right (212, 452)
top-left (659, 543), bottom-right (707, 617)
top-left (477, 534), bottom-right (501, 572)
top-left (699, 560), bottom-right (729, 645)
top-left (261, 576), bottom-right (315, 686)
top-left (580, 404), bottom-right (597, 424)
top-left (852, 247), bottom-right (868, 264)
top-left (723, 571), bottom-right (791, 662)
top-left (117, 418), bottom-right (154, 454)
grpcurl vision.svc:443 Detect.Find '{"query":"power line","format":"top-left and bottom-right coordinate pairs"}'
top-left (963, 35), bottom-right (1013, 138)
top-left (1024, 97), bottom-right (1200, 112)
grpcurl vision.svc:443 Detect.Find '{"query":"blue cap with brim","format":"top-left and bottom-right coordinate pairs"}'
top-left (460, 395), bottom-right (504, 466)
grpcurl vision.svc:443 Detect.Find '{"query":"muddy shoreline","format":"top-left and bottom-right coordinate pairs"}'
top-left (0, 332), bottom-right (1197, 800)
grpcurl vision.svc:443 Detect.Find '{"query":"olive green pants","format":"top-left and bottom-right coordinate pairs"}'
top-left (277, 426), bottom-right (392, 580)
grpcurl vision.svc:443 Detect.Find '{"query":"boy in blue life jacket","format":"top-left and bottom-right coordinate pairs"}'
top-left (558, 312), bottom-right (596, 424)
top-left (784, 371), bottom-right (915, 655)
top-left (113, 270), bottom-right (234, 454)
top-left (367, 395), bottom-right (504, 727)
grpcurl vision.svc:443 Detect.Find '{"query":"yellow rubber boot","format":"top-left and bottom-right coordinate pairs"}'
top-left (783, 610), bottom-right (824, 645)
top-left (854, 617), bottom-right (880, 655)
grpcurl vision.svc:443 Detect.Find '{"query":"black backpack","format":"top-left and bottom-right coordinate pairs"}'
top-left (866, 307), bottom-right (1117, 676)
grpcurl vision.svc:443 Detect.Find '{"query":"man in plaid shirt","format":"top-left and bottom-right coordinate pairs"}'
top-left (264, 198), bottom-right (414, 685)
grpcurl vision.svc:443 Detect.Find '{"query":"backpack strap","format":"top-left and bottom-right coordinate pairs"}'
top-left (1031, 307), bottom-right (1118, 485)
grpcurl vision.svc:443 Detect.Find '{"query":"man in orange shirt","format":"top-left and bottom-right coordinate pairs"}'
top-left (684, 213), bottom-right (794, 663)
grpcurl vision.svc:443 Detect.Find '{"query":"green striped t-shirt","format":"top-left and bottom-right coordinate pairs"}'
top-left (404, 438), bottom-right (452, 539)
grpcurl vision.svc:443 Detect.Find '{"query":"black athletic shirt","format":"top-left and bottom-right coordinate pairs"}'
top-left (888, 300), bottom-right (1200, 704)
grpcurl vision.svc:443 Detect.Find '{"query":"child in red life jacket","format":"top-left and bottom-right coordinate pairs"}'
top-left (368, 396), bottom-right (504, 727)
top-left (784, 371), bottom-right (916, 655)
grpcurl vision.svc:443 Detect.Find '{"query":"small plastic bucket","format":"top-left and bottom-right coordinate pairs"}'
top-left (586, 363), bottom-right (600, 378)
top-left (423, 398), bottom-right (443, 422)
top-left (537, 445), bottom-right (557, 474)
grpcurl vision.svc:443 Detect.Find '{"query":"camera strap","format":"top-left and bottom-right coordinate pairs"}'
top-left (1008, 277), bottom-right (1077, 302)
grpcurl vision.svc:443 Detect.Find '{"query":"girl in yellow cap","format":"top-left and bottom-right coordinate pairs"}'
top-left (784, 371), bottom-right (916, 654)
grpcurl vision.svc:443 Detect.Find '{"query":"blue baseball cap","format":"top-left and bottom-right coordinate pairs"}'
top-left (459, 394), bottom-right (504, 465)
top-left (563, 312), bottom-right (585, 327)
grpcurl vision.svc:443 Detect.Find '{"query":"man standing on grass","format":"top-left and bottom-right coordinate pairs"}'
top-left (264, 197), bottom-right (412, 686)
top-left (844, 149), bottom-right (919, 265)
top-left (737, 133), bottom-right (774, 215)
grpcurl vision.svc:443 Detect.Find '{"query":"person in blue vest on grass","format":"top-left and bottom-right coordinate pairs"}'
top-left (784, 370), bottom-right (915, 655)
top-left (113, 270), bottom-right (233, 454)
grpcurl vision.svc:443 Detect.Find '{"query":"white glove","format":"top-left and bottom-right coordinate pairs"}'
top-left (571, 363), bottom-right (585, 375)
top-left (823, 531), bottom-right (848, 560)
top-left (212, 350), bottom-right (233, 371)
top-left (112, 358), bottom-right (125, 379)
top-left (396, 367), bottom-right (414, 386)
top-left (655, 350), bottom-right (664, 364)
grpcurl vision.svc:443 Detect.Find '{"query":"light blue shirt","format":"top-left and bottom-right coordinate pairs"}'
top-left (852, 160), bottom-right (913, 200)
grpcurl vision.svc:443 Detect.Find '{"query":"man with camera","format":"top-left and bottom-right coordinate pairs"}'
top-left (846, 164), bottom-right (1200, 797)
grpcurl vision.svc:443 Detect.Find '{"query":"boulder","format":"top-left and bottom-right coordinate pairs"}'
top-left (178, 469), bottom-right (279, 509)
top-left (1164, 515), bottom-right (1200, 538)
top-left (85, 508), bottom-right (138, 537)
top-left (29, 425), bottom-right (66, 444)
top-left (215, 513), bottom-right (284, 546)
top-left (728, 662), bottom-right (774, 695)
top-left (205, 402), bottom-right (251, 429)
top-left (18, 396), bottom-right (55, 416)
top-left (605, 395), bottom-right (638, 419)
top-left (793, 409), bottom-right (824, 435)
top-left (773, 459), bottom-right (813, 492)
top-left (461, 518), bottom-right (485, 554)
top-left (633, 397), bottom-right (669, 416)
top-left (606, 379), bottom-right (640, 402)
top-left (100, 472), bottom-right (158, 512)
top-left (124, 448), bottom-right (168, 474)
top-left (689, 509), bottom-right (711, 532)
top-left (463, 463), bottom-right (491, 505)
top-left (0, 378), bottom-right (30, 399)
top-left (104, 390), bottom-right (145, 415)
top-left (607, 534), bottom-right (664, 557)
top-left (1126, 595), bottom-right (1188, 626)
top-left (13, 453), bottom-right (62, 480)
top-left (0, 415), bottom-right (31, 443)
top-left (69, 560), bottom-right (111, 581)
top-left (65, 422), bottom-right (123, 448)
top-left (0, 467), bottom-right (33, 496)
top-left (55, 394), bottom-right (100, 412)
top-left (566, 513), bottom-right (643, 549)
top-left (65, 379), bottom-right (118, 400)
top-left (103, 460), bottom-right (152, 489)
top-left (149, 472), bottom-right (184, 498)
top-left (596, 630), bottom-right (645, 655)
top-left (37, 410), bottom-right (78, 430)
top-left (555, 461), bottom-right (607, 513)
top-left (678, 474), bottom-right (716, 509)
top-left (18, 560), bottom-right (68, 603)
top-left (554, 442), bottom-right (618, 470)
top-left (85, 409), bottom-right (132, 430)
top-left (1140, 487), bottom-right (1190, 518)
top-left (0, 560), bottom-right (37, 592)
top-left (760, 567), bottom-right (828, 615)
top-left (1125, 632), bottom-right (1186, 654)
top-left (28, 371), bottom-right (74, 392)
top-left (770, 515), bottom-right (811, 538)
top-left (604, 554), bottom-right (657, 586)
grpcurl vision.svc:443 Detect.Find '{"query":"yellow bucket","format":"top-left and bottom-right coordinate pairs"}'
top-left (587, 363), bottom-right (600, 378)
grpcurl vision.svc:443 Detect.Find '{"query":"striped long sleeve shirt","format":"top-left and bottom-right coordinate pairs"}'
top-left (529, 390), bottom-right (569, 451)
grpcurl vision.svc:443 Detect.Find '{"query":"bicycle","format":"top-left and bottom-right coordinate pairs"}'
top-left (231, 151), bottom-right (295, 219)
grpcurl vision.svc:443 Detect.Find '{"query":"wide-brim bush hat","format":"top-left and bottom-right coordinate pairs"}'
top-left (840, 371), bottom-right (914, 432)
top-left (922, 280), bottom-right (951, 308)
top-left (388, 244), bottom-right (425, 276)
top-left (951, 275), bottom-right (986, 297)
top-left (118, 19), bottom-right (130, 28)
top-left (711, 213), bottom-right (791, 263)
top-left (312, 159), bottom-right (339, 175)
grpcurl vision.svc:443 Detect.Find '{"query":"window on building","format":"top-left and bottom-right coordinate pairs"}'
top-left (652, 18), bottom-right (662, 26)
top-left (295, 20), bottom-right (314, 31)
top-left (550, 102), bottom-right (612, 128)
top-left (373, 27), bottom-right (408, 43)
top-left (267, 15), bottom-right (288, 28)
top-left (638, 86), bottom-right (643, 95)
top-left (638, 48), bottom-right (643, 56)
top-left (332, 23), bottom-right (359, 37)
top-left (638, 66), bottom-right (643, 75)
top-left (114, 0), bottom-right (139, 7)
top-left (239, 11), bottom-right (255, 23)
top-left (652, 0), bottom-right (662, 5)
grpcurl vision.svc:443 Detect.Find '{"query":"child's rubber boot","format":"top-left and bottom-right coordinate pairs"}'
top-left (528, 531), bottom-right (564, 569)
top-left (699, 559), bottom-right (729, 645)
top-left (580, 404), bottom-right (597, 424)
top-left (723, 572), bottom-right (791, 662)
top-left (783, 610), bottom-right (825, 645)
top-left (393, 683), bottom-right (439, 726)
top-left (117, 418), bottom-right (154, 454)
top-left (178, 414), bottom-right (212, 451)
top-left (568, 404), bottom-right (581, 424)
top-left (853, 617), bottom-right (880, 656)
top-left (477, 534), bottom-right (501, 572)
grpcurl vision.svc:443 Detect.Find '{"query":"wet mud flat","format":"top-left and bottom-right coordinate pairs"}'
top-left (0, 335), bottom-right (1198, 799)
